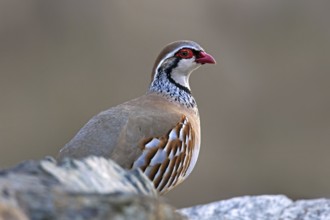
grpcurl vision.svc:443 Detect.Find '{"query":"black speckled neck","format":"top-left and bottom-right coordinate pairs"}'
top-left (148, 59), bottom-right (197, 109)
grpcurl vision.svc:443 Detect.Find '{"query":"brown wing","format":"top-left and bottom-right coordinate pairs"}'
top-left (131, 115), bottom-right (195, 194)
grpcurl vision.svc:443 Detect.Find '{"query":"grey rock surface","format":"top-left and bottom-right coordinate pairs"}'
top-left (42, 156), bottom-right (158, 196)
top-left (280, 198), bottom-right (330, 220)
top-left (180, 195), bottom-right (330, 220)
top-left (0, 156), bottom-right (183, 220)
top-left (2, 157), bottom-right (330, 220)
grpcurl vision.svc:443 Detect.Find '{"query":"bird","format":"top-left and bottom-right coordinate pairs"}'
top-left (58, 40), bottom-right (216, 194)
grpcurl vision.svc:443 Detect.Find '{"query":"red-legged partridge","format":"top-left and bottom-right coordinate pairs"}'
top-left (58, 40), bottom-right (216, 194)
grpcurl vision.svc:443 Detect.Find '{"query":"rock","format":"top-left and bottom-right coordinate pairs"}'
top-left (180, 195), bottom-right (291, 220)
top-left (179, 195), bottom-right (330, 220)
top-left (0, 156), bottom-right (184, 220)
top-left (41, 156), bottom-right (158, 196)
top-left (15, 191), bottom-right (183, 220)
top-left (280, 198), bottom-right (330, 220)
top-left (2, 157), bottom-right (330, 220)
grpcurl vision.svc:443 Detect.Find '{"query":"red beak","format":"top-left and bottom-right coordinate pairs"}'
top-left (195, 51), bottom-right (216, 64)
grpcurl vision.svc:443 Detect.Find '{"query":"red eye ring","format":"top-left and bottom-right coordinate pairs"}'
top-left (176, 48), bottom-right (194, 59)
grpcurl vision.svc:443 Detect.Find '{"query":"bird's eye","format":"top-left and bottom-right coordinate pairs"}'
top-left (176, 48), bottom-right (194, 59)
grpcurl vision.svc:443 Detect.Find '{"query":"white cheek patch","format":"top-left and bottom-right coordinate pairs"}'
top-left (176, 58), bottom-right (200, 74)
top-left (170, 59), bottom-right (201, 89)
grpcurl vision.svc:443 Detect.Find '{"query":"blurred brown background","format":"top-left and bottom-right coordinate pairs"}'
top-left (0, 0), bottom-right (329, 208)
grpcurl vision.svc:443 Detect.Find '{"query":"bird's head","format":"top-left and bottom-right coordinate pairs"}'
top-left (150, 40), bottom-right (216, 92)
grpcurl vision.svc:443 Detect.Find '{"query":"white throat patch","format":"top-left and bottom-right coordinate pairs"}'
top-left (170, 59), bottom-right (201, 90)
